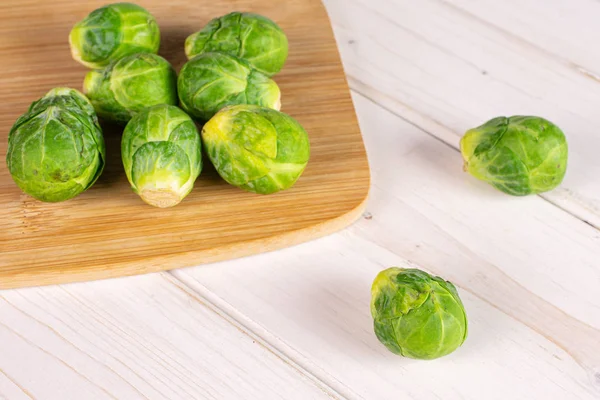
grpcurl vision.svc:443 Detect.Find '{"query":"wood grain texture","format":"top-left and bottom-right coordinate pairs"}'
top-left (327, 0), bottom-right (600, 228)
top-left (0, 272), bottom-right (337, 399)
top-left (443, 0), bottom-right (600, 72)
top-left (0, 0), bottom-right (370, 289)
top-left (1, 0), bottom-right (599, 399)
top-left (176, 93), bottom-right (600, 399)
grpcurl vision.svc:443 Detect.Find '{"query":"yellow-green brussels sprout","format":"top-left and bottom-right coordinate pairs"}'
top-left (6, 88), bottom-right (105, 202)
top-left (178, 52), bottom-right (281, 122)
top-left (460, 116), bottom-right (568, 196)
top-left (202, 105), bottom-right (309, 194)
top-left (121, 104), bottom-right (202, 208)
top-left (84, 53), bottom-right (177, 123)
top-left (185, 12), bottom-right (288, 77)
top-left (371, 268), bottom-right (468, 360)
top-left (69, 2), bottom-right (160, 69)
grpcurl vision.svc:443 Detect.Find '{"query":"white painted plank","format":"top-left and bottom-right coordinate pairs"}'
top-left (2, 2), bottom-right (599, 399)
top-left (323, 0), bottom-right (600, 227)
top-left (174, 94), bottom-right (600, 399)
top-left (0, 273), bottom-right (335, 400)
top-left (442, 0), bottom-right (600, 73)
top-left (0, 370), bottom-right (32, 400)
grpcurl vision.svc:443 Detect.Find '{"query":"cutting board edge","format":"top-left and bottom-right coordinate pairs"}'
top-left (0, 0), bottom-right (372, 289)
top-left (0, 187), bottom-right (370, 289)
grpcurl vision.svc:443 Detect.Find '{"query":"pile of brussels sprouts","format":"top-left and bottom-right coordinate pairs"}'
top-left (7, 3), bottom-right (309, 207)
top-left (6, 2), bottom-right (572, 361)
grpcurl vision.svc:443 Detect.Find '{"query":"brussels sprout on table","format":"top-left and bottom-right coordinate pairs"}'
top-left (30, 87), bottom-right (98, 122)
top-left (6, 88), bottom-right (105, 202)
top-left (185, 12), bottom-right (288, 77)
top-left (84, 53), bottom-right (177, 123)
top-left (202, 105), bottom-right (309, 194)
top-left (460, 116), bottom-right (568, 196)
top-left (371, 268), bottom-right (468, 360)
top-left (178, 52), bottom-right (281, 122)
top-left (122, 104), bottom-right (202, 208)
top-left (69, 2), bottom-right (160, 69)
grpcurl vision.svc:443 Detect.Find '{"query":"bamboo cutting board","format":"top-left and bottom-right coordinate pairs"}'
top-left (0, 0), bottom-right (370, 289)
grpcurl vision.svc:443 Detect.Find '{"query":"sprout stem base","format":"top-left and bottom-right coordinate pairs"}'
top-left (140, 189), bottom-right (182, 208)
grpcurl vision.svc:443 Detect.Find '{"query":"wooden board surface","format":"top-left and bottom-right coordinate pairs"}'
top-left (0, 0), bottom-right (370, 289)
top-left (1, 0), bottom-right (600, 398)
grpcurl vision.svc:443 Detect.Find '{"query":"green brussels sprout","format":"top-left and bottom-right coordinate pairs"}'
top-left (460, 116), bottom-right (568, 196)
top-left (202, 105), bottom-right (309, 194)
top-left (121, 104), bottom-right (202, 208)
top-left (178, 52), bottom-right (281, 122)
top-left (69, 2), bottom-right (160, 69)
top-left (185, 12), bottom-right (288, 77)
top-left (6, 88), bottom-right (105, 202)
top-left (84, 53), bottom-right (177, 123)
top-left (371, 268), bottom-right (468, 360)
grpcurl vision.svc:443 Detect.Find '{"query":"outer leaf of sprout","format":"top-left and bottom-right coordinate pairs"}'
top-left (84, 53), bottom-right (177, 123)
top-left (460, 116), bottom-right (568, 196)
top-left (178, 52), bottom-right (281, 123)
top-left (6, 88), bottom-right (105, 202)
top-left (370, 268), bottom-right (468, 360)
top-left (69, 2), bottom-right (160, 69)
top-left (185, 12), bottom-right (288, 76)
top-left (121, 104), bottom-right (202, 208)
top-left (201, 104), bottom-right (309, 194)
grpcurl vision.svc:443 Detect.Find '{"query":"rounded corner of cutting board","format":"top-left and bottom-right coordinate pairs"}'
top-left (159, 180), bottom-right (371, 275)
top-left (0, 0), bottom-right (371, 289)
top-left (0, 185), bottom-right (371, 290)
top-left (187, 186), bottom-right (369, 261)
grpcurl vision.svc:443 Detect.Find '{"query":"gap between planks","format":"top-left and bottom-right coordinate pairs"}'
top-left (346, 76), bottom-right (600, 232)
top-left (164, 89), bottom-right (600, 397)
top-left (323, 0), bottom-right (600, 230)
top-left (162, 272), bottom-right (357, 400)
top-left (435, 0), bottom-right (600, 78)
top-left (433, 0), bottom-right (600, 79)
top-left (111, 2), bottom-right (600, 394)
top-left (0, 272), bottom-right (351, 399)
top-left (0, 293), bottom-right (154, 399)
top-left (348, 0), bottom-right (600, 92)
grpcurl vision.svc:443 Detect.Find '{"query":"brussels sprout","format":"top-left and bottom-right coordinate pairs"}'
top-left (29, 87), bottom-right (98, 122)
top-left (122, 104), bottom-right (202, 207)
top-left (69, 2), bottom-right (160, 69)
top-left (371, 268), bottom-right (468, 360)
top-left (6, 88), bottom-right (105, 202)
top-left (185, 12), bottom-right (288, 77)
top-left (460, 116), bottom-right (568, 196)
top-left (202, 105), bottom-right (309, 194)
top-left (84, 53), bottom-right (177, 123)
top-left (178, 52), bottom-right (281, 122)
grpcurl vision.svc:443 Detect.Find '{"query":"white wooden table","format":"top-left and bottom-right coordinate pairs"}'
top-left (2, 0), bottom-right (600, 398)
